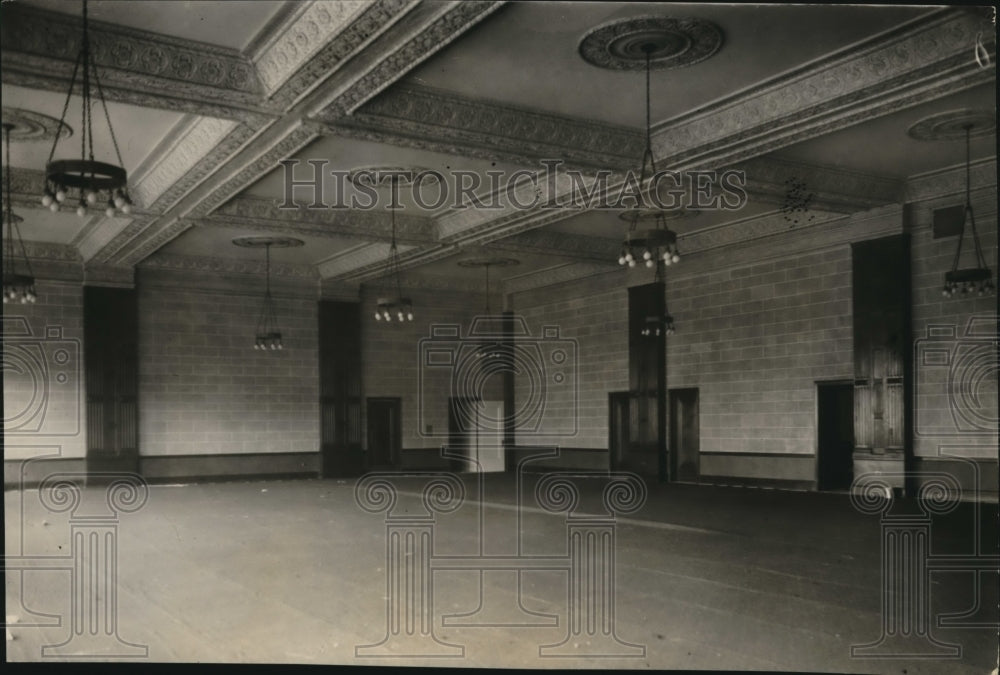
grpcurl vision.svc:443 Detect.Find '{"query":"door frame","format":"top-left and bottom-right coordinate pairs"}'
top-left (668, 387), bottom-right (699, 482)
top-left (366, 397), bottom-right (402, 468)
top-left (814, 379), bottom-right (854, 491)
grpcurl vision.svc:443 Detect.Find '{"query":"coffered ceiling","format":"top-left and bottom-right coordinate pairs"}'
top-left (1, 1), bottom-right (995, 293)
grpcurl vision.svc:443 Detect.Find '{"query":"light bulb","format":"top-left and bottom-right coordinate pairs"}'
top-left (374, 312), bottom-right (382, 320)
top-left (407, 312), bottom-right (414, 321)
top-left (76, 204), bottom-right (87, 217)
top-left (618, 255), bottom-right (626, 266)
top-left (55, 188), bottom-right (66, 203)
top-left (645, 259), bottom-right (654, 268)
top-left (86, 191), bottom-right (98, 205)
top-left (643, 249), bottom-right (652, 261)
top-left (49, 202), bottom-right (59, 213)
top-left (106, 206), bottom-right (116, 217)
top-left (20, 295), bottom-right (28, 304)
top-left (671, 253), bottom-right (680, 264)
top-left (254, 343), bottom-right (260, 350)
top-left (114, 194), bottom-right (125, 208)
top-left (628, 259), bottom-right (636, 268)
top-left (121, 203), bottom-right (133, 215)
top-left (2, 295), bottom-right (7, 304)
top-left (624, 252), bottom-right (633, 263)
top-left (270, 342), bottom-right (277, 350)
top-left (41, 192), bottom-right (54, 207)
top-left (663, 256), bottom-right (671, 266)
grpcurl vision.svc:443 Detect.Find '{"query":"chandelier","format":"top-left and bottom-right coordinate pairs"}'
top-left (457, 257), bottom-right (520, 360)
top-left (941, 123), bottom-right (995, 298)
top-left (641, 260), bottom-right (675, 337)
top-left (373, 180), bottom-right (413, 323)
top-left (2, 123), bottom-right (36, 304)
top-left (233, 236), bottom-right (304, 350)
top-left (38, 0), bottom-right (132, 218)
top-left (617, 43), bottom-right (681, 269)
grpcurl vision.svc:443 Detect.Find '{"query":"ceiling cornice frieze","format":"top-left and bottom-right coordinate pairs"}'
top-left (0, 4), bottom-right (273, 122)
top-left (259, 0), bottom-right (420, 109)
top-left (139, 251), bottom-right (318, 280)
top-left (343, 84), bottom-right (644, 170)
top-left (315, 0), bottom-right (507, 120)
top-left (207, 195), bottom-right (437, 244)
top-left (904, 156), bottom-right (997, 203)
top-left (652, 10), bottom-right (995, 168)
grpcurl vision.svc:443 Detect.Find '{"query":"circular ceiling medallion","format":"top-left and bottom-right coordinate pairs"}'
top-left (907, 109), bottom-right (996, 141)
top-left (232, 236), bottom-right (305, 248)
top-left (347, 166), bottom-right (441, 188)
top-left (457, 257), bottom-right (521, 268)
top-left (618, 208), bottom-right (690, 222)
top-left (579, 16), bottom-right (723, 71)
top-left (1, 107), bottom-right (73, 142)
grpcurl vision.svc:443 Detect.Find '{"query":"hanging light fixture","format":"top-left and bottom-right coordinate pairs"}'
top-left (941, 123), bottom-right (995, 298)
top-left (373, 176), bottom-right (414, 323)
top-left (457, 257), bottom-right (520, 360)
top-left (641, 259), bottom-right (675, 337)
top-left (253, 241), bottom-right (283, 350)
top-left (618, 43), bottom-right (681, 269)
top-left (39, 0), bottom-right (132, 218)
top-left (2, 123), bottom-right (36, 304)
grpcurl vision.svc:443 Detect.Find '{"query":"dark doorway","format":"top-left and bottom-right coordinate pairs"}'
top-left (319, 301), bottom-right (363, 477)
top-left (670, 388), bottom-right (699, 482)
top-left (817, 382), bottom-right (854, 491)
top-left (608, 391), bottom-right (631, 471)
top-left (366, 398), bottom-right (401, 469)
top-left (85, 286), bottom-right (139, 477)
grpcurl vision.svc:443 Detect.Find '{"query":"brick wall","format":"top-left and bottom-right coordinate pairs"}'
top-left (361, 286), bottom-right (501, 450)
top-left (510, 273), bottom-right (628, 450)
top-left (138, 278), bottom-right (319, 456)
top-left (909, 184), bottom-right (997, 461)
top-left (2, 280), bottom-right (86, 460)
top-left (666, 246), bottom-right (853, 456)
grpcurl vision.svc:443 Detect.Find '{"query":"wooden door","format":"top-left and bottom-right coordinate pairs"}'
top-left (366, 397), bottom-right (401, 468)
top-left (85, 286), bottom-right (138, 476)
top-left (319, 301), bottom-right (363, 477)
top-left (670, 388), bottom-right (699, 481)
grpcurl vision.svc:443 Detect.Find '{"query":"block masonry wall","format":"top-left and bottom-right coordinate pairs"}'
top-left (361, 286), bottom-right (503, 452)
top-left (137, 276), bottom-right (319, 457)
top-left (510, 273), bottom-right (629, 451)
top-left (2, 280), bottom-right (86, 462)
top-left (909, 182), bottom-right (997, 463)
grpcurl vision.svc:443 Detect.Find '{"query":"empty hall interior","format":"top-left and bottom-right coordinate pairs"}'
top-left (2, 1), bottom-right (997, 671)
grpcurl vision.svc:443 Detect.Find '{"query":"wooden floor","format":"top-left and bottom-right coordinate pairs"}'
top-left (5, 473), bottom-right (997, 672)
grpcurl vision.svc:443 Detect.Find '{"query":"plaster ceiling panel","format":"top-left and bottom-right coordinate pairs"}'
top-left (7, 206), bottom-right (92, 246)
top-left (19, 0), bottom-right (289, 52)
top-left (772, 82), bottom-right (997, 178)
top-left (156, 223), bottom-right (359, 266)
top-left (403, 2), bottom-right (933, 128)
top-left (244, 133), bottom-right (533, 216)
top-left (2, 84), bottom-right (187, 177)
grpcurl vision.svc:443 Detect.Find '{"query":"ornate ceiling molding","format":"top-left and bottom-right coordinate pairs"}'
top-left (0, 107), bottom-right (72, 142)
top-left (314, 0), bottom-right (507, 119)
top-left (344, 84), bottom-right (643, 170)
top-left (206, 195), bottom-right (437, 244)
top-left (19, 240), bottom-right (82, 263)
top-left (259, 0), bottom-right (418, 109)
top-left (651, 9), bottom-right (996, 168)
top-left (131, 116), bottom-right (242, 209)
top-left (0, 4), bottom-right (272, 123)
top-left (907, 108), bottom-right (996, 140)
top-left (738, 156), bottom-right (904, 211)
top-left (501, 261), bottom-right (616, 297)
top-left (139, 251), bottom-right (318, 280)
top-left (578, 16), bottom-right (724, 71)
top-left (904, 156), bottom-right (997, 203)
